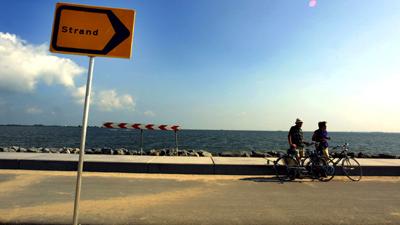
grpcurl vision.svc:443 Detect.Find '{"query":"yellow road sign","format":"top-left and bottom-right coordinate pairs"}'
top-left (50, 2), bottom-right (135, 58)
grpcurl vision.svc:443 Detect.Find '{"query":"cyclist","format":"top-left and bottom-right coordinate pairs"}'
top-left (288, 118), bottom-right (308, 161)
top-left (312, 121), bottom-right (331, 160)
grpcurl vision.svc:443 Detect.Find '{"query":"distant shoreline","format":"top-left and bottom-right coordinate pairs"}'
top-left (0, 124), bottom-right (398, 133)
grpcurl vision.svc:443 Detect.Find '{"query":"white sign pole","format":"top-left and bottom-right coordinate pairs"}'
top-left (72, 56), bottom-right (95, 225)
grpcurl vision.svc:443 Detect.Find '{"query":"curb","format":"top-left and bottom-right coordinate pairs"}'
top-left (1, 158), bottom-right (400, 176)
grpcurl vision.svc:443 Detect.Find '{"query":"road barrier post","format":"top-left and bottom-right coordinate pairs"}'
top-left (102, 123), bottom-right (180, 154)
top-left (140, 129), bottom-right (144, 155)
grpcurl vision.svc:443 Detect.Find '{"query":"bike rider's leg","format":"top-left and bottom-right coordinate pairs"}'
top-left (298, 147), bottom-right (304, 160)
top-left (322, 147), bottom-right (329, 160)
top-left (295, 148), bottom-right (301, 163)
top-left (286, 148), bottom-right (298, 166)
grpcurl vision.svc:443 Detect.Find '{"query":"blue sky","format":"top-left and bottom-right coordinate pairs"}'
top-left (0, 0), bottom-right (399, 132)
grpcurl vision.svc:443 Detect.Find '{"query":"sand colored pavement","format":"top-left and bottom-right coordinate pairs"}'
top-left (0, 170), bottom-right (400, 225)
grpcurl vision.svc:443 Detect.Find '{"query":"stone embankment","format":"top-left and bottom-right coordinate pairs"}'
top-left (0, 146), bottom-right (399, 159)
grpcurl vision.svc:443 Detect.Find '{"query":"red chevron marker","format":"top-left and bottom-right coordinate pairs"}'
top-left (102, 122), bottom-right (180, 131)
top-left (171, 125), bottom-right (180, 131)
top-left (132, 123), bottom-right (141, 129)
top-left (103, 122), bottom-right (114, 128)
top-left (145, 124), bottom-right (154, 130)
top-left (118, 123), bottom-right (127, 129)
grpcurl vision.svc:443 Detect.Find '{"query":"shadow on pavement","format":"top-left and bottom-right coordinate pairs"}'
top-left (239, 176), bottom-right (310, 183)
top-left (239, 176), bottom-right (281, 183)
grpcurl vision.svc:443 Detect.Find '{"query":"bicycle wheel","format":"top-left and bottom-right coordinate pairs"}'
top-left (307, 157), bottom-right (335, 182)
top-left (274, 156), bottom-right (297, 181)
top-left (342, 157), bottom-right (362, 181)
top-left (325, 158), bottom-right (336, 181)
top-left (320, 158), bottom-right (335, 182)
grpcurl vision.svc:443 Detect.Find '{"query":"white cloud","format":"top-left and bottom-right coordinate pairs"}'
top-left (95, 89), bottom-right (135, 111)
top-left (0, 32), bottom-right (85, 92)
top-left (0, 32), bottom-right (137, 113)
top-left (72, 87), bottom-right (136, 112)
top-left (26, 106), bottom-right (43, 114)
top-left (144, 110), bottom-right (156, 117)
top-left (70, 85), bottom-right (87, 104)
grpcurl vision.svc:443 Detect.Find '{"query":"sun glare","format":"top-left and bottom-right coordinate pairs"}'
top-left (309, 0), bottom-right (317, 8)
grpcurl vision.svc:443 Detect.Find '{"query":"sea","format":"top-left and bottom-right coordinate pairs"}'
top-left (0, 125), bottom-right (399, 155)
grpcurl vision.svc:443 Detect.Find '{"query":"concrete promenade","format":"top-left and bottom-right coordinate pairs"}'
top-left (0, 170), bottom-right (399, 225)
top-left (1, 152), bottom-right (399, 175)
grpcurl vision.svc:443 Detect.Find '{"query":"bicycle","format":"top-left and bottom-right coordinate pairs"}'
top-left (300, 143), bottom-right (336, 182)
top-left (273, 146), bottom-right (335, 182)
top-left (327, 143), bottom-right (362, 181)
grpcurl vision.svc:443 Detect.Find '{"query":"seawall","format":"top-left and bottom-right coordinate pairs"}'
top-left (1, 152), bottom-right (399, 176)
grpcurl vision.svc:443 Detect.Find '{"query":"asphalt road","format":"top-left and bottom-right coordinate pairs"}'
top-left (0, 170), bottom-right (399, 225)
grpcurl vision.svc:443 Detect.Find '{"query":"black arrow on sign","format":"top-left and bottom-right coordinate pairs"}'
top-left (51, 5), bottom-right (130, 55)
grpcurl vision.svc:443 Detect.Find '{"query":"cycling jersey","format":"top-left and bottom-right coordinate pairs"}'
top-left (313, 129), bottom-right (329, 148)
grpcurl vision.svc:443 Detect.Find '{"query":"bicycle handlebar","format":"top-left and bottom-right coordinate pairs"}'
top-left (331, 143), bottom-right (350, 152)
top-left (304, 142), bottom-right (315, 147)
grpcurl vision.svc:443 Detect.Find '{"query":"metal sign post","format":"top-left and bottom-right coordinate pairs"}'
top-left (175, 131), bottom-right (179, 154)
top-left (49, 3), bottom-right (135, 225)
top-left (140, 129), bottom-right (144, 155)
top-left (72, 56), bottom-right (95, 225)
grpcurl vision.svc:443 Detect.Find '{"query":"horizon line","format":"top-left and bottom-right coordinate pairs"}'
top-left (0, 124), bottom-right (399, 134)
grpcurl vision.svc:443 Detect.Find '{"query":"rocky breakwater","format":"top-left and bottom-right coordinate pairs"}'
top-left (0, 146), bottom-right (399, 159)
top-left (0, 146), bottom-right (217, 157)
